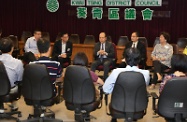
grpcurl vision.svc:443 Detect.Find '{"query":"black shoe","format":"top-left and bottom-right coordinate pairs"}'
top-left (11, 107), bottom-right (18, 112)
top-left (111, 118), bottom-right (117, 122)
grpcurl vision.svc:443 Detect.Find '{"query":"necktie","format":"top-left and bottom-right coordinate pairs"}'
top-left (101, 43), bottom-right (104, 50)
top-left (100, 43), bottom-right (104, 62)
top-left (133, 43), bottom-right (136, 48)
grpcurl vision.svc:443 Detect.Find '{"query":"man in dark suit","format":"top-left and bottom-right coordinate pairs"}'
top-left (91, 32), bottom-right (114, 80)
top-left (119, 32), bottom-right (147, 68)
top-left (52, 32), bottom-right (72, 69)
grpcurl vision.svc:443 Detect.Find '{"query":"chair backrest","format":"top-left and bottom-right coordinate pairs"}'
top-left (42, 32), bottom-right (50, 41)
top-left (0, 61), bottom-right (11, 96)
top-left (158, 77), bottom-right (187, 119)
top-left (84, 35), bottom-right (95, 45)
top-left (8, 35), bottom-right (19, 49)
top-left (171, 44), bottom-right (179, 54)
top-left (21, 31), bottom-right (32, 43)
top-left (22, 64), bottom-right (54, 101)
top-left (138, 37), bottom-right (148, 48)
top-left (112, 43), bottom-right (117, 61)
top-left (153, 37), bottom-right (160, 47)
top-left (63, 65), bottom-right (95, 104)
top-left (107, 35), bottom-right (112, 43)
top-left (177, 38), bottom-right (187, 49)
top-left (69, 34), bottom-right (80, 44)
top-left (117, 36), bottom-right (129, 46)
top-left (111, 71), bottom-right (148, 113)
top-left (55, 32), bottom-right (62, 41)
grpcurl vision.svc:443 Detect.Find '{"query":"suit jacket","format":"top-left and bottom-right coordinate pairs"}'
top-left (52, 40), bottom-right (73, 60)
top-left (123, 41), bottom-right (147, 60)
top-left (94, 41), bottom-right (114, 60)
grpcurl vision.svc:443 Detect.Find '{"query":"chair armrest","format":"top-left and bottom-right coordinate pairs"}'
top-left (150, 92), bottom-right (159, 114)
top-left (14, 81), bottom-right (22, 96)
top-left (151, 92), bottom-right (159, 99)
top-left (147, 92), bottom-right (151, 97)
top-left (55, 81), bottom-right (64, 104)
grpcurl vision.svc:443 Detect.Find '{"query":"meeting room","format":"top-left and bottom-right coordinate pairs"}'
top-left (0, 0), bottom-right (187, 122)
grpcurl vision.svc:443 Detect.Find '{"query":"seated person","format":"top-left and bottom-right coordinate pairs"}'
top-left (103, 48), bottom-right (150, 94)
top-left (24, 29), bottom-right (41, 57)
top-left (150, 32), bottom-right (173, 90)
top-left (119, 32), bottom-right (147, 69)
top-left (103, 48), bottom-right (150, 122)
top-left (52, 32), bottom-right (72, 70)
top-left (159, 54), bottom-right (187, 93)
top-left (72, 52), bottom-right (104, 100)
top-left (183, 45), bottom-right (187, 55)
top-left (91, 32), bottom-right (114, 80)
top-left (30, 38), bottom-right (63, 95)
top-left (0, 37), bottom-right (24, 112)
top-left (22, 52), bottom-right (36, 67)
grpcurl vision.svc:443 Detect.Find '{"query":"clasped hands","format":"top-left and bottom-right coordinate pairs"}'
top-left (59, 53), bottom-right (67, 58)
top-left (98, 50), bottom-right (107, 55)
top-left (152, 56), bottom-right (165, 61)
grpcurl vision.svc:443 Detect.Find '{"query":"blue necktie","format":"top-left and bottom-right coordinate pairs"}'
top-left (100, 43), bottom-right (104, 62)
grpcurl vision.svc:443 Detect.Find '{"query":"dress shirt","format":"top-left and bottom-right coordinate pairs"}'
top-left (30, 56), bottom-right (62, 84)
top-left (61, 42), bottom-right (66, 54)
top-left (103, 65), bottom-right (150, 94)
top-left (97, 43), bottom-right (107, 58)
top-left (0, 54), bottom-right (24, 87)
top-left (151, 43), bottom-right (173, 67)
top-left (132, 41), bottom-right (138, 48)
top-left (24, 37), bottom-right (39, 54)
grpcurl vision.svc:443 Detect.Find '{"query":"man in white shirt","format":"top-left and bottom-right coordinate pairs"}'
top-left (103, 48), bottom-right (150, 94)
top-left (0, 37), bottom-right (24, 112)
top-left (24, 30), bottom-right (42, 57)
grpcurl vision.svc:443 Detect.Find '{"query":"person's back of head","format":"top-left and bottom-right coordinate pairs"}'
top-left (23, 52), bottom-right (36, 66)
top-left (171, 54), bottom-right (187, 74)
top-left (37, 38), bottom-right (50, 54)
top-left (73, 52), bottom-right (88, 66)
top-left (125, 48), bottom-right (140, 67)
top-left (0, 37), bottom-right (14, 54)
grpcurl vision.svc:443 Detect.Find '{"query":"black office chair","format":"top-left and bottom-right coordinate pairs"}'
top-left (69, 34), bottom-right (80, 44)
top-left (109, 71), bottom-right (148, 122)
top-left (117, 36), bottom-right (129, 46)
top-left (138, 37), bottom-right (148, 48)
top-left (177, 38), bottom-right (187, 49)
top-left (177, 38), bottom-right (187, 54)
top-left (107, 35), bottom-right (112, 43)
top-left (21, 31), bottom-right (32, 43)
top-left (8, 35), bottom-right (20, 58)
top-left (63, 65), bottom-right (101, 122)
top-left (55, 32), bottom-right (62, 42)
top-left (42, 32), bottom-right (50, 42)
top-left (171, 44), bottom-right (179, 54)
top-left (22, 64), bottom-right (62, 122)
top-left (151, 77), bottom-right (187, 122)
top-left (153, 37), bottom-right (160, 47)
top-left (84, 35), bottom-right (95, 45)
top-left (137, 37), bottom-right (148, 69)
top-left (0, 61), bottom-right (22, 122)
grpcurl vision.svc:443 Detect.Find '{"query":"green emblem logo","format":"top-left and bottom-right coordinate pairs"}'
top-left (46, 0), bottom-right (59, 13)
top-left (141, 8), bottom-right (154, 20)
